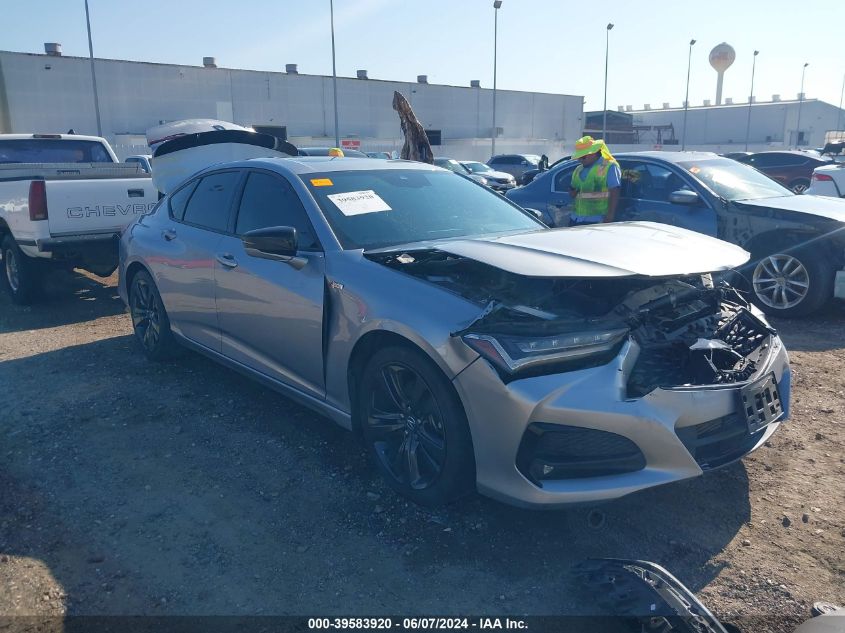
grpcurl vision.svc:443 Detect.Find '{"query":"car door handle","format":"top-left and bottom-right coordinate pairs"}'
top-left (215, 253), bottom-right (238, 268)
top-left (162, 229), bottom-right (177, 241)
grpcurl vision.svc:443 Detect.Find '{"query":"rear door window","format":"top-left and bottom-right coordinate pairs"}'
top-left (182, 171), bottom-right (241, 232)
top-left (168, 180), bottom-right (198, 221)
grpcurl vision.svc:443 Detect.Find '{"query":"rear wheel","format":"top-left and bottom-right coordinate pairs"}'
top-left (359, 345), bottom-right (475, 506)
top-left (789, 178), bottom-right (810, 194)
top-left (129, 269), bottom-right (177, 360)
top-left (1, 235), bottom-right (42, 305)
top-left (750, 248), bottom-right (833, 318)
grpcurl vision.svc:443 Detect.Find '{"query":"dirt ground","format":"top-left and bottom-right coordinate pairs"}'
top-left (0, 270), bottom-right (843, 632)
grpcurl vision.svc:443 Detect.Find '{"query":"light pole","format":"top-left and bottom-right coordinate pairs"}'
top-left (681, 39), bottom-right (696, 151)
top-left (796, 62), bottom-right (808, 148)
top-left (837, 73), bottom-right (845, 133)
top-left (84, 0), bottom-right (102, 136)
top-left (491, 0), bottom-right (502, 157)
top-left (602, 23), bottom-right (614, 140)
top-left (744, 50), bottom-right (759, 151)
top-left (330, 0), bottom-right (340, 148)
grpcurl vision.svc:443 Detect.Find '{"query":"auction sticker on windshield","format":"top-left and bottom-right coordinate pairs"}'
top-left (327, 190), bottom-right (392, 216)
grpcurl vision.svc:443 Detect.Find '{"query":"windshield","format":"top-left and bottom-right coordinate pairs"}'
top-left (678, 158), bottom-right (793, 201)
top-left (302, 169), bottom-right (543, 250)
top-left (434, 159), bottom-right (469, 174)
top-left (462, 161), bottom-right (492, 174)
top-left (0, 139), bottom-right (114, 164)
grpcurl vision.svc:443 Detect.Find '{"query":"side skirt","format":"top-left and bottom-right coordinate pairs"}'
top-left (174, 333), bottom-right (353, 430)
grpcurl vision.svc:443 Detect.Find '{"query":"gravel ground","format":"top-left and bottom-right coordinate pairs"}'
top-left (0, 270), bottom-right (843, 632)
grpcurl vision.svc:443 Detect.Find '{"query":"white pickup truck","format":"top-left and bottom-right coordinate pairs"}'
top-left (0, 133), bottom-right (158, 303)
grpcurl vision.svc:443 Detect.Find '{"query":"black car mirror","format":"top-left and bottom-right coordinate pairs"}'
top-left (668, 189), bottom-right (701, 205)
top-left (242, 226), bottom-right (299, 259)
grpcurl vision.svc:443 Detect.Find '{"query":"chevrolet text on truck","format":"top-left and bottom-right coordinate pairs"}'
top-left (0, 133), bottom-right (158, 303)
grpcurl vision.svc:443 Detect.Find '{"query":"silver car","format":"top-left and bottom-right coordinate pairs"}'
top-left (461, 160), bottom-right (517, 192)
top-left (119, 158), bottom-right (790, 508)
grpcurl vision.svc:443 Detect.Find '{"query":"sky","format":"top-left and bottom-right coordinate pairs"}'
top-left (4, 0), bottom-right (845, 112)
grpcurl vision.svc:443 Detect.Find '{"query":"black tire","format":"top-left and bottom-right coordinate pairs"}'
top-left (789, 178), bottom-right (810, 194)
top-left (1, 235), bottom-right (42, 305)
top-left (129, 269), bottom-right (177, 360)
top-left (748, 247), bottom-right (833, 318)
top-left (359, 345), bottom-right (475, 506)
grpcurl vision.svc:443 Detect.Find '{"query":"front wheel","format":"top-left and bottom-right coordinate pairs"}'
top-left (359, 345), bottom-right (475, 506)
top-left (129, 269), bottom-right (177, 360)
top-left (750, 249), bottom-right (833, 318)
top-left (1, 235), bottom-right (42, 305)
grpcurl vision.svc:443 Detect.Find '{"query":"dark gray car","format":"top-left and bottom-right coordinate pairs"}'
top-left (119, 157), bottom-right (789, 508)
top-left (487, 154), bottom-right (541, 179)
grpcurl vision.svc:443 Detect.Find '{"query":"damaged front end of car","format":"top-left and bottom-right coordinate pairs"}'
top-left (370, 248), bottom-right (778, 396)
top-left (368, 243), bottom-right (788, 503)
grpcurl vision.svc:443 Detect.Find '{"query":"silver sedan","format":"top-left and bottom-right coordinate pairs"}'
top-left (119, 158), bottom-right (790, 508)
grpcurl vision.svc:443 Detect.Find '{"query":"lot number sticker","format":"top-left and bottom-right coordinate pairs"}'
top-left (327, 190), bottom-right (392, 216)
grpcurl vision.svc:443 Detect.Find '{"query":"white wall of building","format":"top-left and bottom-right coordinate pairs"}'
top-left (0, 51), bottom-right (584, 162)
top-left (628, 100), bottom-right (845, 149)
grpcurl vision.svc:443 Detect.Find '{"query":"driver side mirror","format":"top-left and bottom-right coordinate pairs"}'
top-left (668, 189), bottom-right (701, 205)
top-left (242, 226), bottom-right (306, 269)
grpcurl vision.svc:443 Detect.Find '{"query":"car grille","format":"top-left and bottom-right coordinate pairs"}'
top-left (627, 309), bottom-right (773, 398)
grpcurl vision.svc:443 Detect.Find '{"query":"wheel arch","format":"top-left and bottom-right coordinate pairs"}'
top-left (346, 329), bottom-right (466, 437)
top-left (124, 260), bottom-right (153, 295)
top-left (741, 229), bottom-right (837, 259)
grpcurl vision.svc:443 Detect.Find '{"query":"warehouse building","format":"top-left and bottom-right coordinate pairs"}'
top-left (620, 97), bottom-right (845, 151)
top-left (0, 47), bottom-right (584, 160)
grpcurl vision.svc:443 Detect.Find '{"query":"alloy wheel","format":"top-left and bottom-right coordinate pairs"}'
top-left (366, 363), bottom-right (447, 490)
top-left (791, 182), bottom-right (809, 194)
top-left (752, 254), bottom-right (810, 310)
top-left (4, 247), bottom-right (19, 293)
top-left (130, 277), bottom-right (161, 351)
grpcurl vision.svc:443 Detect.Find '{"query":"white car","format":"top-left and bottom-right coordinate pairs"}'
top-left (806, 162), bottom-right (845, 198)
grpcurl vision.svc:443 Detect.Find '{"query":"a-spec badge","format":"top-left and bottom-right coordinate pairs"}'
top-left (329, 280), bottom-right (344, 291)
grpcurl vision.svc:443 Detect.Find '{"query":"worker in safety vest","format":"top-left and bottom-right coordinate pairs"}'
top-left (568, 136), bottom-right (621, 225)
top-left (328, 147), bottom-right (345, 157)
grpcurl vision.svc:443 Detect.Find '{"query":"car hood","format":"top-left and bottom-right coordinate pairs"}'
top-left (431, 221), bottom-right (750, 277)
top-left (737, 194), bottom-right (845, 223)
top-left (481, 169), bottom-right (514, 180)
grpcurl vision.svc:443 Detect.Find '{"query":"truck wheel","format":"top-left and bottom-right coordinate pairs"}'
top-left (750, 248), bottom-right (833, 318)
top-left (129, 269), bottom-right (177, 361)
top-left (1, 236), bottom-right (42, 305)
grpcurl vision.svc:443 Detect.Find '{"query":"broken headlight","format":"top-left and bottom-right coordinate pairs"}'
top-left (462, 329), bottom-right (629, 375)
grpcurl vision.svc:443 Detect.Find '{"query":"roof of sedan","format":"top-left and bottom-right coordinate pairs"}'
top-left (615, 151), bottom-right (721, 163)
top-left (238, 156), bottom-right (444, 174)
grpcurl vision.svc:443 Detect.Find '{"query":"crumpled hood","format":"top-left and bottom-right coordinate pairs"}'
top-left (738, 194), bottom-right (845, 223)
top-left (434, 221), bottom-right (750, 277)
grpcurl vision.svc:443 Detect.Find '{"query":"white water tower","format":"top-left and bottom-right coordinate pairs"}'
top-left (709, 43), bottom-right (736, 105)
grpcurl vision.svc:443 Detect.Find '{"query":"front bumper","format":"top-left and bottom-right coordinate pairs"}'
top-left (488, 180), bottom-right (516, 192)
top-left (453, 332), bottom-right (790, 508)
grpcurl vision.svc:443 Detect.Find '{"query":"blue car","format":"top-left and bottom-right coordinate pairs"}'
top-left (507, 151), bottom-right (845, 318)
